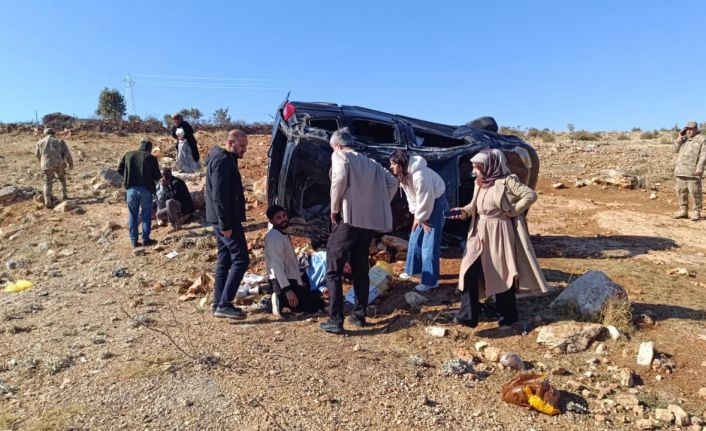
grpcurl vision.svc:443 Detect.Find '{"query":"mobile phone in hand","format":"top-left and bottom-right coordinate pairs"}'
top-left (443, 209), bottom-right (463, 218)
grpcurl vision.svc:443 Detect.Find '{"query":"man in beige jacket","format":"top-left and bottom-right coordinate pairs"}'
top-left (320, 128), bottom-right (398, 334)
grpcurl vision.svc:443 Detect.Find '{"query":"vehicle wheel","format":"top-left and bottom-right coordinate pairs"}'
top-left (466, 116), bottom-right (498, 133)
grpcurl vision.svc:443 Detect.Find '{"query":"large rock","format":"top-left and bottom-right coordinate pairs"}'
top-left (536, 322), bottom-right (605, 353)
top-left (550, 271), bottom-right (628, 320)
top-left (253, 175), bottom-right (267, 204)
top-left (0, 186), bottom-right (18, 204)
top-left (636, 341), bottom-right (655, 366)
top-left (100, 167), bottom-right (123, 187)
top-left (53, 201), bottom-right (78, 213)
top-left (592, 169), bottom-right (640, 189)
top-left (667, 404), bottom-right (690, 426)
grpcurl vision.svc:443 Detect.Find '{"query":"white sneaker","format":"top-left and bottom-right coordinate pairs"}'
top-left (415, 283), bottom-right (439, 292)
top-left (399, 272), bottom-right (420, 280)
top-left (271, 293), bottom-right (282, 318)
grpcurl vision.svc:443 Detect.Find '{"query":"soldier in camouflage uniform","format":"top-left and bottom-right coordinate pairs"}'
top-left (34, 128), bottom-right (73, 208)
top-left (673, 121), bottom-right (706, 221)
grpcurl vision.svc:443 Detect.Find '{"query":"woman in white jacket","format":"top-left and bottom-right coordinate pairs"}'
top-left (390, 151), bottom-right (449, 292)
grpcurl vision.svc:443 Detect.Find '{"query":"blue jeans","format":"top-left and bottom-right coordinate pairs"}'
top-left (405, 195), bottom-right (448, 286)
top-left (213, 224), bottom-right (250, 309)
top-left (126, 186), bottom-right (154, 242)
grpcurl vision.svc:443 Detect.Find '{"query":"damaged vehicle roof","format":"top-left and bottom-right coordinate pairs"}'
top-left (267, 100), bottom-right (540, 244)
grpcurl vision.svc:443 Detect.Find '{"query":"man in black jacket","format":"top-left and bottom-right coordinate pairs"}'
top-left (171, 114), bottom-right (200, 162)
top-left (156, 167), bottom-right (195, 230)
top-left (117, 137), bottom-right (161, 247)
top-left (205, 129), bottom-right (249, 319)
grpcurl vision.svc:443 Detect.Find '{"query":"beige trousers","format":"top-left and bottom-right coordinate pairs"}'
top-left (675, 176), bottom-right (702, 210)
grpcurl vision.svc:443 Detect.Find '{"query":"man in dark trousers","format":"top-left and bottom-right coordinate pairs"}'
top-left (205, 129), bottom-right (249, 320)
top-left (171, 114), bottom-right (200, 162)
top-left (155, 167), bottom-right (195, 230)
top-left (320, 128), bottom-right (398, 333)
top-left (118, 136), bottom-right (160, 248)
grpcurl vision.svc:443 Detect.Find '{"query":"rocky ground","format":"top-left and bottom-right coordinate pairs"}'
top-left (0, 129), bottom-right (705, 430)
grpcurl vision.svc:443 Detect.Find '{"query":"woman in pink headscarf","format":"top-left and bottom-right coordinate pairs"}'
top-left (447, 149), bottom-right (548, 328)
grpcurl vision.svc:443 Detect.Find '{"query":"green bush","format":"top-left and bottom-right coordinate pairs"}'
top-left (640, 131), bottom-right (658, 139)
top-left (570, 130), bottom-right (601, 141)
top-left (631, 127), bottom-right (642, 132)
top-left (616, 133), bottom-right (630, 140)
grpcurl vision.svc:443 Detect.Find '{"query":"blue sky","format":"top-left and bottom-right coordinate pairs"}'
top-left (2, 0), bottom-right (704, 131)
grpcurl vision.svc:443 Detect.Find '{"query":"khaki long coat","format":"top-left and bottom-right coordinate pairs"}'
top-left (457, 174), bottom-right (548, 298)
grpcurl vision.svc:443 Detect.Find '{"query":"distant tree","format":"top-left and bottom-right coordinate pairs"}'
top-left (700, 122), bottom-right (706, 131)
top-left (566, 123), bottom-right (576, 133)
top-left (96, 88), bottom-right (126, 121)
top-left (127, 114), bottom-right (141, 122)
top-left (213, 107), bottom-right (231, 126)
top-left (189, 108), bottom-right (203, 122)
top-left (163, 114), bottom-right (174, 126)
top-left (178, 108), bottom-right (191, 119)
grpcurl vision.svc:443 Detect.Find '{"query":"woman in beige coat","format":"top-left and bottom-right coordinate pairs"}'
top-left (448, 149), bottom-right (548, 328)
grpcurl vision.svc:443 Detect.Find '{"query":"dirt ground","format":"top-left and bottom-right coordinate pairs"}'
top-left (0, 129), bottom-right (705, 430)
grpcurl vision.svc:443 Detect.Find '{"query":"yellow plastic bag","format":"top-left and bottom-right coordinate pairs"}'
top-left (4, 280), bottom-right (33, 293)
top-left (524, 385), bottom-right (561, 416)
top-left (501, 372), bottom-right (561, 415)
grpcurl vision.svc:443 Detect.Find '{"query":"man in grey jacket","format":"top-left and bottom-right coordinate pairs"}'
top-left (320, 128), bottom-right (398, 334)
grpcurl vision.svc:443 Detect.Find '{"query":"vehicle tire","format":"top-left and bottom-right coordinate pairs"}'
top-left (466, 116), bottom-right (498, 133)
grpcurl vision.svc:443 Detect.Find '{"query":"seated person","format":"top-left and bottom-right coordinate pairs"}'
top-left (265, 205), bottom-right (325, 317)
top-left (155, 167), bottom-right (194, 230)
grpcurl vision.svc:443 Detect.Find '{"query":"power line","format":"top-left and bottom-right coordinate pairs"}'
top-left (133, 81), bottom-right (280, 90)
top-left (132, 73), bottom-right (280, 82)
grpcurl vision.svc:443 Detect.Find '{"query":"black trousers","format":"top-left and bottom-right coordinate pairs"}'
top-left (326, 223), bottom-right (375, 324)
top-left (456, 259), bottom-right (517, 323)
top-left (270, 279), bottom-right (325, 313)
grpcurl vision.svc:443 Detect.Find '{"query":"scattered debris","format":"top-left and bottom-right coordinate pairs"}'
top-left (424, 326), bottom-right (447, 337)
top-left (667, 404), bottom-right (690, 426)
top-left (178, 273), bottom-right (214, 301)
top-left (53, 200), bottom-right (78, 213)
top-left (606, 325), bottom-right (621, 340)
top-left (112, 267), bottom-right (129, 278)
top-left (552, 182), bottom-right (566, 189)
top-left (408, 355), bottom-right (426, 367)
top-left (4, 279), bottom-right (33, 293)
top-left (483, 346), bottom-right (502, 363)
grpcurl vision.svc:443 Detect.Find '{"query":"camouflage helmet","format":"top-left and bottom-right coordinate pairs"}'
top-left (44, 127), bottom-right (55, 135)
top-left (686, 121), bottom-right (698, 129)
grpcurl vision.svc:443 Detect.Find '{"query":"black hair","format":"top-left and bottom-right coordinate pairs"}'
top-left (266, 204), bottom-right (286, 220)
top-left (389, 150), bottom-right (409, 181)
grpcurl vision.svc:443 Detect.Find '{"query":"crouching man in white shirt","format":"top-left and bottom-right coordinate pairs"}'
top-left (265, 205), bottom-right (326, 317)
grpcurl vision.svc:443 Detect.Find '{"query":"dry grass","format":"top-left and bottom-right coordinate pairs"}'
top-left (599, 297), bottom-right (633, 334)
top-left (24, 404), bottom-right (90, 431)
top-left (0, 410), bottom-right (17, 430)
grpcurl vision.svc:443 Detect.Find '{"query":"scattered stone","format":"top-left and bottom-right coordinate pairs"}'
top-left (655, 375), bottom-right (662, 381)
top-left (46, 355), bottom-right (73, 375)
top-left (99, 351), bottom-right (116, 360)
top-left (550, 271), bottom-right (628, 320)
top-left (482, 346), bottom-right (501, 363)
top-left (649, 192), bottom-right (657, 200)
top-left (615, 394), bottom-right (640, 407)
top-left (440, 358), bottom-right (474, 376)
top-left (634, 313), bottom-right (656, 326)
top-left (634, 418), bottom-right (654, 430)
top-left (536, 322), bottom-right (605, 353)
top-left (100, 167), bottom-right (123, 187)
top-left (636, 342), bottom-right (655, 366)
top-left (575, 179), bottom-right (590, 188)
top-left (113, 268), bottom-right (128, 278)
top-left (499, 352), bottom-right (524, 370)
top-left (53, 201), bottom-right (78, 213)
top-left (699, 387), bottom-right (706, 399)
top-left (474, 341), bottom-right (489, 352)
top-left (618, 368), bottom-right (637, 388)
top-left (607, 325), bottom-right (621, 340)
top-left (552, 182), bottom-right (566, 189)
top-left (655, 409), bottom-right (674, 424)
top-left (252, 175), bottom-right (267, 203)
top-left (106, 221), bottom-right (121, 231)
top-left (595, 343), bottom-right (608, 355)
top-left (404, 291), bottom-right (428, 309)
top-left (352, 344), bottom-right (361, 352)
top-left (667, 404), bottom-right (690, 426)
top-left (132, 248), bottom-right (145, 257)
top-left (424, 326), bottom-right (447, 337)
top-left (0, 186), bottom-right (18, 204)
top-left (595, 414), bottom-right (606, 422)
